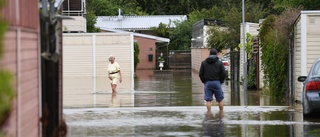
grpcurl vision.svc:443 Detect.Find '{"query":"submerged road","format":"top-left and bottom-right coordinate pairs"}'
top-left (64, 106), bottom-right (320, 137)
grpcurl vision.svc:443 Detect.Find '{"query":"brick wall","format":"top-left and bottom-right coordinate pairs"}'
top-left (134, 36), bottom-right (156, 70)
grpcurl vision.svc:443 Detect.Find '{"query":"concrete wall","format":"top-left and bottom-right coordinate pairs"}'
top-left (0, 0), bottom-right (40, 136)
top-left (63, 33), bottom-right (134, 91)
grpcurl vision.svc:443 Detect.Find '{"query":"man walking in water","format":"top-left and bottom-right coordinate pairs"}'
top-left (199, 48), bottom-right (225, 112)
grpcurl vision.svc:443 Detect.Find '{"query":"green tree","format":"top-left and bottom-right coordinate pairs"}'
top-left (169, 1), bottom-right (266, 50)
top-left (272, 0), bottom-right (320, 10)
top-left (152, 23), bottom-right (170, 38)
top-left (87, 0), bottom-right (145, 16)
top-left (134, 42), bottom-right (140, 71)
top-left (86, 10), bottom-right (100, 32)
top-left (206, 25), bottom-right (231, 52)
top-left (260, 8), bottom-right (300, 97)
top-left (169, 20), bottom-right (193, 50)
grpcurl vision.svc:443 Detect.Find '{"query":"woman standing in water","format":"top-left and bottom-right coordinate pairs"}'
top-left (107, 55), bottom-right (122, 93)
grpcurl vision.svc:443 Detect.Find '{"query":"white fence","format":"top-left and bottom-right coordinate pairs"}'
top-left (63, 33), bottom-right (134, 91)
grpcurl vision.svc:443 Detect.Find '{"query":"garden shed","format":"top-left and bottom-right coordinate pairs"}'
top-left (293, 10), bottom-right (320, 102)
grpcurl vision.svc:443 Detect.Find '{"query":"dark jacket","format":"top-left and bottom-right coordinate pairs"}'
top-left (199, 55), bottom-right (226, 84)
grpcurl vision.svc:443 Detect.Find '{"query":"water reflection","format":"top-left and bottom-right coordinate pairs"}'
top-left (203, 111), bottom-right (225, 137)
top-left (63, 76), bottom-right (134, 108)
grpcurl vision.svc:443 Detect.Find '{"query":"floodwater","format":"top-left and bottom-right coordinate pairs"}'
top-left (63, 70), bottom-right (320, 137)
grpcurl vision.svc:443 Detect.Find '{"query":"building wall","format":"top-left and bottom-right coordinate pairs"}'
top-left (294, 17), bottom-right (302, 102)
top-left (135, 36), bottom-right (156, 70)
top-left (293, 13), bottom-right (320, 102)
top-left (63, 33), bottom-right (134, 91)
top-left (62, 16), bottom-right (86, 32)
top-left (0, 0), bottom-right (40, 137)
top-left (306, 15), bottom-right (320, 69)
top-left (191, 48), bottom-right (208, 72)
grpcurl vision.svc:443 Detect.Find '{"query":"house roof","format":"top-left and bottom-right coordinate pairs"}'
top-left (100, 28), bottom-right (170, 43)
top-left (95, 15), bottom-right (187, 30)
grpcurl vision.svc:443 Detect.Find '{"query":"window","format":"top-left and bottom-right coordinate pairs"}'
top-left (312, 61), bottom-right (320, 77)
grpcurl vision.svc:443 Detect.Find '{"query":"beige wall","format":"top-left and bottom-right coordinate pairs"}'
top-left (63, 33), bottom-right (134, 91)
top-left (294, 13), bottom-right (320, 102)
top-left (306, 15), bottom-right (320, 69)
top-left (294, 17), bottom-right (302, 101)
top-left (63, 16), bottom-right (86, 32)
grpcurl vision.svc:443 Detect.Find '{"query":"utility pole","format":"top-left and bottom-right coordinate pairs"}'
top-left (242, 0), bottom-right (247, 93)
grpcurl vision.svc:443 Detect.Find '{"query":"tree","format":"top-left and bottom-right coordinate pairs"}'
top-left (134, 42), bottom-right (140, 71)
top-left (206, 25), bottom-right (231, 52)
top-left (272, 0), bottom-right (320, 10)
top-left (86, 10), bottom-right (100, 32)
top-left (152, 23), bottom-right (171, 38)
top-left (169, 1), bottom-right (266, 50)
top-left (260, 8), bottom-right (300, 97)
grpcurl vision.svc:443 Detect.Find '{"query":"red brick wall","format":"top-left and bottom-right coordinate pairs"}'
top-left (0, 0), bottom-right (40, 136)
top-left (135, 36), bottom-right (156, 70)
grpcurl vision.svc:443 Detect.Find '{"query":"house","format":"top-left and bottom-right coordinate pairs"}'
top-left (62, 0), bottom-right (87, 32)
top-left (0, 0), bottom-right (65, 136)
top-left (293, 10), bottom-right (320, 102)
top-left (96, 14), bottom-right (186, 70)
top-left (96, 14), bottom-right (187, 35)
top-left (99, 28), bottom-right (169, 70)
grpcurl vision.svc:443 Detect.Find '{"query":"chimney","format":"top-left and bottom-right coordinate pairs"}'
top-left (118, 8), bottom-right (123, 21)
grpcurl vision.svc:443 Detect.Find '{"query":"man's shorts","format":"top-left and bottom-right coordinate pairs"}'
top-left (204, 80), bottom-right (224, 102)
top-left (110, 74), bottom-right (119, 85)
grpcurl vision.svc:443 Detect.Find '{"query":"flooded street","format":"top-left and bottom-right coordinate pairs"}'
top-left (64, 70), bottom-right (320, 137)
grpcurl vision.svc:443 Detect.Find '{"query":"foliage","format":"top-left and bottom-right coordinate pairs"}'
top-left (169, 1), bottom-right (266, 51)
top-left (272, 0), bottom-right (320, 10)
top-left (0, 71), bottom-right (14, 126)
top-left (169, 20), bottom-right (194, 50)
top-left (87, 0), bottom-right (146, 16)
top-left (238, 33), bottom-right (255, 59)
top-left (134, 42), bottom-right (140, 71)
top-left (0, 0), bottom-right (15, 131)
top-left (86, 10), bottom-right (100, 32)
top-left (135, 0), bottom-right (223, 15)
top-left (157, 56), bottom-right (164, 62)
top-left (206, 25), bottom-right (231, 52)
top-left (151, 23), bottom-right (170, 38)
top-left (247, 59), bottom-right (257, 89)
top-left (260, 8), bottom-right (300, 97)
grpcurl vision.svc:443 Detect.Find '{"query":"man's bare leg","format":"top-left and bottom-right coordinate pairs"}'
top-left (206, 101), bottom-right (212, 111)
top-left (218, 101), bottom-right (224, 111)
